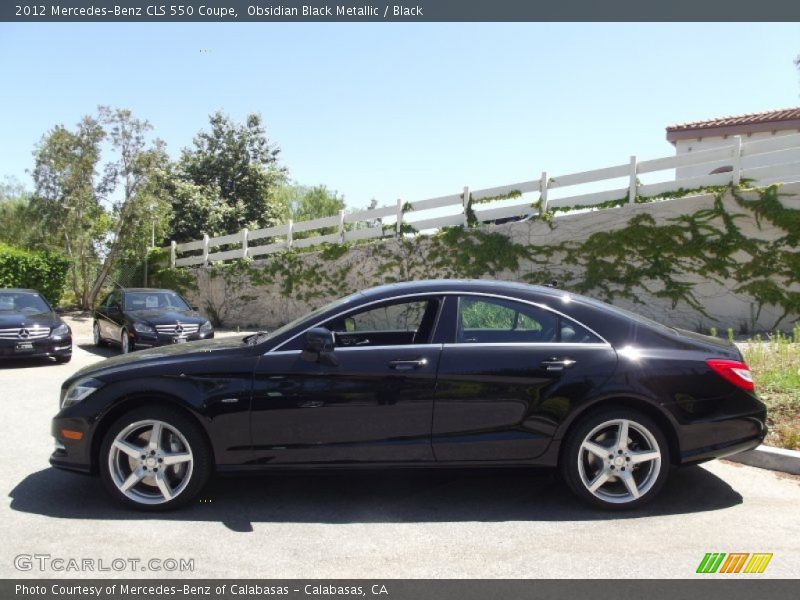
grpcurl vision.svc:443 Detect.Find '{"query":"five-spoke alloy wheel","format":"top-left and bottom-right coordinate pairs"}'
top-left (561, 408), bottom-right (669, 509)
top-left (100, 407), bottom-right (211, 510)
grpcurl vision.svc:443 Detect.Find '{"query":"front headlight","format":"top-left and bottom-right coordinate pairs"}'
top-left (51, 323), bottom-right (70, 337)
top-left (199, 320), bottom-right (213, 333)
top-left (60, 378), bottom-right (103, 409)
top-left (133, 322), bottom-right (156, 335)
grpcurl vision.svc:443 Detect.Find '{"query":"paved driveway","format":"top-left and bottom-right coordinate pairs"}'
top-left (1, 316), bottom-right (799, 579)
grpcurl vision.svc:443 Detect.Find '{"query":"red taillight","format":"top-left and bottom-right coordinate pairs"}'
top-left (706, 359), bottom-right (755, 391)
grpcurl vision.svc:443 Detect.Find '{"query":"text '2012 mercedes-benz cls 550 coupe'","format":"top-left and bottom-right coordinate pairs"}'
top-left (51, 280), bottom-right (766, 510)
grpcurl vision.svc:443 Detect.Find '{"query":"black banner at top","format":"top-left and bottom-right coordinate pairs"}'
top-left (3, 0), bottom-right (800, 22)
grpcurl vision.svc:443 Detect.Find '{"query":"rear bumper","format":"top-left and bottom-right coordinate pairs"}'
top-left (678, 409), bottom-right (768, 465)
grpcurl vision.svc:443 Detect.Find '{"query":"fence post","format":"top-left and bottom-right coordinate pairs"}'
top-left (201, 234), bottom-right (209, 266)
top-left (732, 135), bottom-right (742, 186)
top-left (538, 171), bottom-right (548, 215)
top-left (628, 155), bottom-right (638, 204)
top-left (170, 240), bottom-right (176, 268)
top-left (462, 186), bottom-right (470, 227)
top-left (395, 199), bottom-right (403, 237)
top-left (338, 209), bottom-right (346, 244)
top-left (287, 220), bottom-right (294, 248)
top-left (241, 228), bottom-right (248, 259)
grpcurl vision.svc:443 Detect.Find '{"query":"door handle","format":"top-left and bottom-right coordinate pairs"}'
top-left (540, 357), bottom-right (576, 372)
top-left (388, 358), bottom-right (428, 371)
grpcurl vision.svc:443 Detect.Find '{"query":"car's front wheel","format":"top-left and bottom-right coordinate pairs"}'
top-left (560, 408), bottom-right (669, 509)
top-left (93, 322), bottom-right (106, 347)
top-left (120, 329), bottom-right (131, 354)
top-left (99, 406), bottom-right (212, 510)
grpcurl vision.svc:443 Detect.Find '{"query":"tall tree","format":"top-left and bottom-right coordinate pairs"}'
top-left (32, 108), bottom-right (170, 308)
top-left (87, 107), bottom-right (171, 305)
top-left (171, 112), bottom-right (287, 241)
top-left (0, 179), bottom-right (47, 250)
top-left (32, 116), bottom-right (109, 307)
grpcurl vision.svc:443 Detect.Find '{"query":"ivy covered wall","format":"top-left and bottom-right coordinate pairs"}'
top-left (165, 182), bottom-right (800, 333)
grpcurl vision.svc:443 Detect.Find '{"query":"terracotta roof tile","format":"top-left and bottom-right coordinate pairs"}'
top-left (666, 107), bottom-right (800, 132)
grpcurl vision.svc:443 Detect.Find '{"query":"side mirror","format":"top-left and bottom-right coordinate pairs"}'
top-left (191, 306), bottom-right (199, 311)
top-left (301, 327), bottom-right (338, 365)
top-left (54, 307), bottom-right (65, 315)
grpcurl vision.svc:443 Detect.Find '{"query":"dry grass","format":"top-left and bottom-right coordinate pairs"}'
top-left (740, 328), bottom-right (800, 450)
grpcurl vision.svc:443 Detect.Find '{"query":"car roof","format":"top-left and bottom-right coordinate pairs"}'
top-left (358, 279), bottom-right (566, 300)
top-left (0, 288), bottom-right (40, 294)
top-left (122, 288), bottom-right (177, 293)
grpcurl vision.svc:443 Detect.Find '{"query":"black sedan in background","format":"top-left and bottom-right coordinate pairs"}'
top-left (0, 288), bottom-right (72, 363)
top-left (52, 280), bottom-right (766, 511)
top-left (93, 288), bottom-right (214, 354)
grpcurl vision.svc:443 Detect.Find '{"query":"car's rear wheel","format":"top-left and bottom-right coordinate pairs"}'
top-left (120, 329), bottom-right (131, 354)
top-left (93, 322), bottom-right (106, 347)
top-left (99, 406), bottom-right (212, 510)
top-left (560, 408), bottom-right (669, 509)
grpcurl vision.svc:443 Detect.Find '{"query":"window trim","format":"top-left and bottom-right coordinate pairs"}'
top-left (269, 291), bottom-right (609, 353)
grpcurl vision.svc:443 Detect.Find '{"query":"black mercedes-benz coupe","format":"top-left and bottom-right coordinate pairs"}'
top-left (0, 288), bottom-right (72, 364)
top-left (51, 280), bottom-right (766, 510)
top-left (93, 287), bottom-right (214, 354)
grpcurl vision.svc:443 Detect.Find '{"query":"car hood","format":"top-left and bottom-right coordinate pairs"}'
top-left (71, 336), bottom-right (248, 381)
top-left (0, 310), bottom-right (60, 329)
top-left (126, 309), bottom-right (207, 324)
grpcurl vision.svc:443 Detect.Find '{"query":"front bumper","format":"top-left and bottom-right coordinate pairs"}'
top-left (0, 335), bottom-right (72, 360)
top-left (130, 330), bottom-right (214, 349)
top-left (50, 414), bottom-right (93, 473)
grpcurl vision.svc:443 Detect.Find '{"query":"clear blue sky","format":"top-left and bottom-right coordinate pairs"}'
top-left (1, 22), bottom-right (798, 209)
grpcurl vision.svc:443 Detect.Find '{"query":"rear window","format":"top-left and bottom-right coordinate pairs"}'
top-left (575, 295), bottom-right (677, 337)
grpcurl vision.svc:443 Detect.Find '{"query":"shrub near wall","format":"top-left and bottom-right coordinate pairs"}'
top-left (0, 244), bottom-right (71, 306)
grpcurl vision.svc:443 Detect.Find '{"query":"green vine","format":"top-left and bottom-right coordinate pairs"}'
top-left (153, 183), bottom-right (799, 332)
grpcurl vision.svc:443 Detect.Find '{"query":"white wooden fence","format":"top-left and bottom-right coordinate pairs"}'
top-left (168, 133), bottom-right (800, 267)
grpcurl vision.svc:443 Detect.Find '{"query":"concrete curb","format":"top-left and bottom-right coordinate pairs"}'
top-left (726, 445), bottom-right (800, 475)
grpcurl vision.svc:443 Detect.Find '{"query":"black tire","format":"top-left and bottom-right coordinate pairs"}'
top-left (93, 321), bottom-right (107, 347)
top-left (54, 354), bottom-right (72, 364)
top-left (99, 405), bottom-right (212, 511)
top-left (560, 407), bottom-right (670, 510)
top-left (120, 328), bottom-right (131, 354)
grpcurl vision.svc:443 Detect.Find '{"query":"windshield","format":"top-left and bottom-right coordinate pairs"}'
top-left (247, 291), bottom-right (364, 345)
top-left (124, 291), bottom-right (190, 311)
top-left (0, 292), bottom-right (51, 314)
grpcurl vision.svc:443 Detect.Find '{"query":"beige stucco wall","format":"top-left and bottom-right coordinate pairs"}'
top-left (183, 183), bottom-right (800, 334)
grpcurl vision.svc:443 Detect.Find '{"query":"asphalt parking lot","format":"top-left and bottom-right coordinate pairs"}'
top-left (1, 315), bottom-right (799, 579)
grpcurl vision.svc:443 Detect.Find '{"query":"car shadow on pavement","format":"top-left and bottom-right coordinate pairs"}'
top-left (9, 464), bottom-right (742, 532)
top-left (76, 343), bottom-right (118, 358)
top-left (0, 357), bottom-right (63, 369)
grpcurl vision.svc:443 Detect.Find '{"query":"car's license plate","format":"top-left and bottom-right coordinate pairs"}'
top-left (15, 342), bottom-right (34, 352)
top-left (173, 337), bottom-right (187, 344)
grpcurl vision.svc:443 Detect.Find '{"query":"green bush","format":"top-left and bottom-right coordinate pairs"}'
top-left (0, 244), bottom-right (71, 306)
